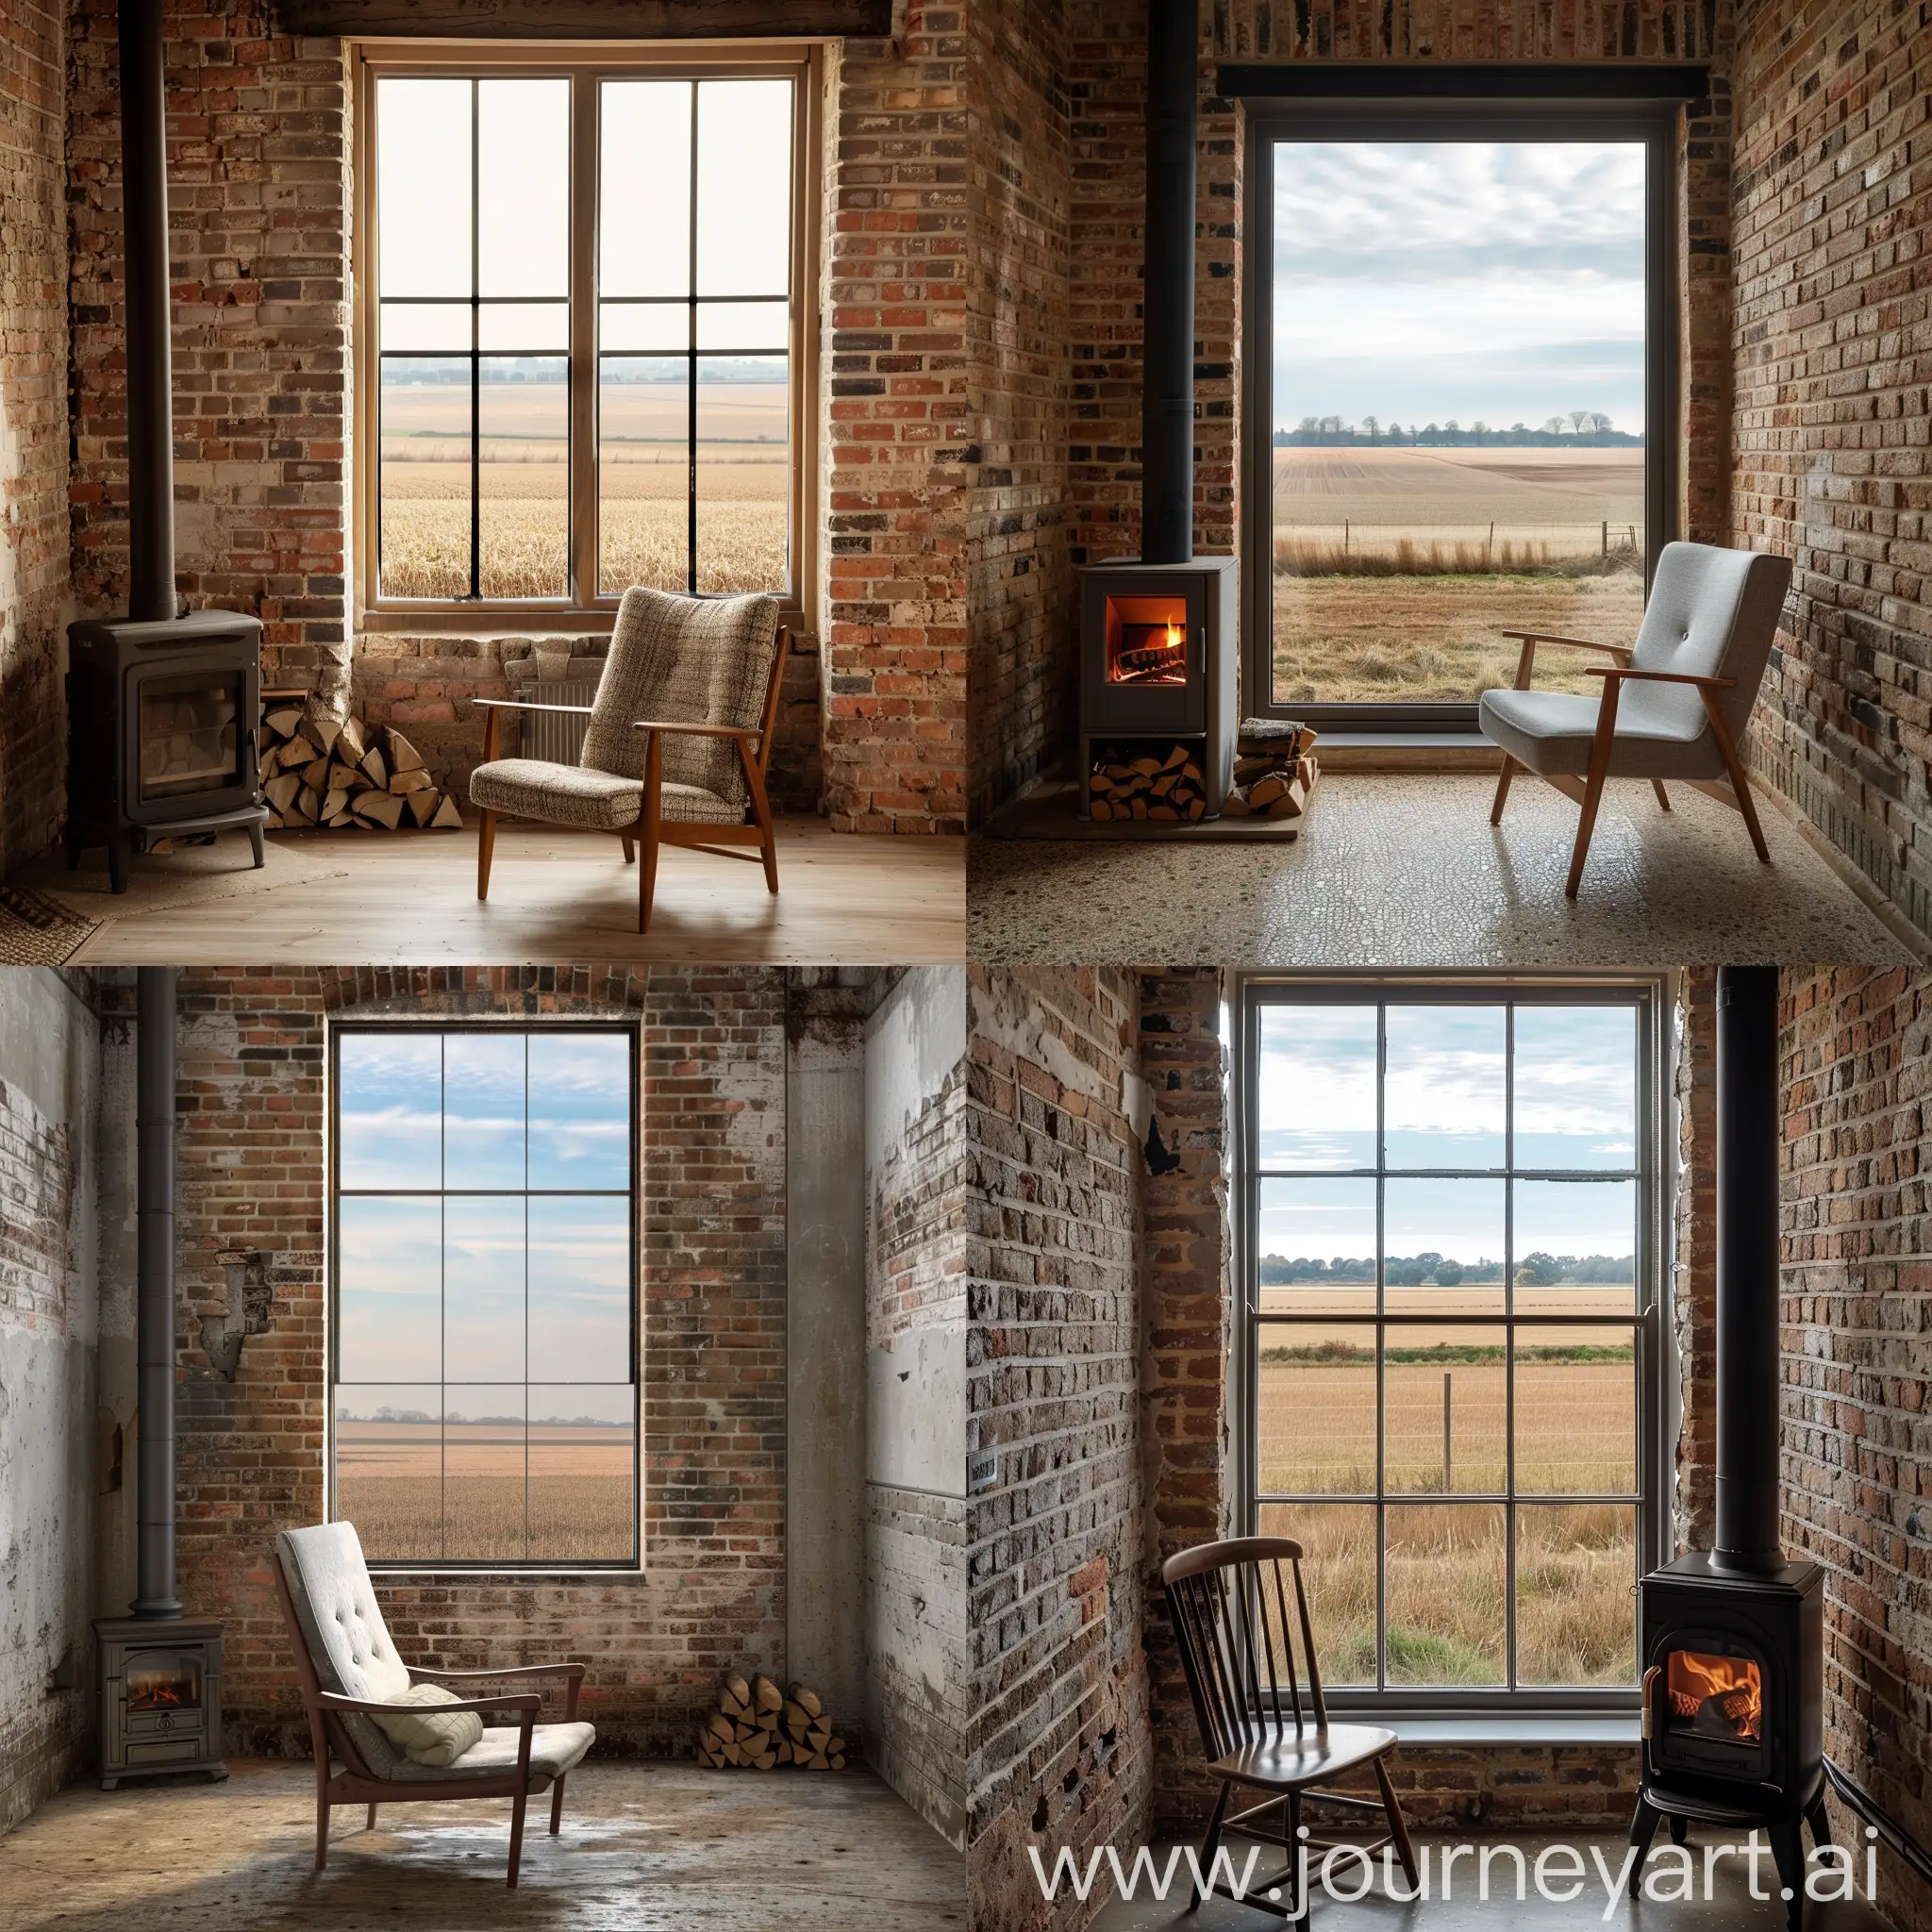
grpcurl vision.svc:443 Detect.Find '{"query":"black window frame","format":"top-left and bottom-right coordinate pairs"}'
top-left (327, 1017), bottom-right (642, 1574)
top-left (1233, 975), bottom-right (1672, 1714)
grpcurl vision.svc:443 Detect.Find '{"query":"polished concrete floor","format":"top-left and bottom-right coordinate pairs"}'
top-left (970, 774), bottom-right (1919, 965)
top-left (1087, 1832), bottom-right (1893, 1931)
top-left (0, 1759), bottom-right (965, 1930)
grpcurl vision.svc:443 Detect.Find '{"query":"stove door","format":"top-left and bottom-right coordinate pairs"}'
top-left (1645, 1632), bottom-right (1774, 1785)
top-left (121, 650), bottom-right (260, 827)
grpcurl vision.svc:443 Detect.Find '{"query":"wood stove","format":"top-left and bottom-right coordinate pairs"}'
top-left (94, 1618), bottom-right (225, 1790)
top-left (1631, 967), bottom-right (1826, 1926)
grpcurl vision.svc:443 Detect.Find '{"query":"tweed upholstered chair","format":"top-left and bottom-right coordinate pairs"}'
top-left (469, 587), bottom-right (788, 932)
top-left (1481, 541), bottom-right (1792, 896)
top-left (275, 1522), bottom-right (592, 1887)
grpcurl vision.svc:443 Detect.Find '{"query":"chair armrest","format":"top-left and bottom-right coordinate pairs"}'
top-left (629, 719), bottom-right (761, 741)
top-left (318, 1689), bottom-right (541, 1719)
top-left (473, 697), bottom-right (596, 718)
top-left (1585, 668), bottom-right (1736, 689)
top-left (409, 1662), bottom-right (586, 1683)
top-left (1498, 630), bottom-right (1630, 656)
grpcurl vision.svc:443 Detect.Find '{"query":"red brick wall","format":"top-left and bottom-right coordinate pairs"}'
top-left (169, 965), bottom-right (789, 1758)
top-left (1732, 0), bottom-right (1932, 944)
top-left (1782, 965), bottom-right (1932, 1932)
top-left (0, 0), bottom-right (69, 871)
top-left (966, 967), bottom-right (1152, 1932)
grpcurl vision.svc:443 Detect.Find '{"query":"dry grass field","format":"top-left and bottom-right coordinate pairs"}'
top-left (335, 1418), bottom-right (634, 1561)
top-left (1269, 445), bottom-right (1649, 706)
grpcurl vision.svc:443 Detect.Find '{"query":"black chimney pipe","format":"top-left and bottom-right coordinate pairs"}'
top-left (119, 0), bottom-right (177, 624)
top-left (1140, 0), bottom-right (1196, 565)
top-left (1712, 964), bottom-right (1784, 1575)
top-left (132, 966), bottom-right (182, 1619)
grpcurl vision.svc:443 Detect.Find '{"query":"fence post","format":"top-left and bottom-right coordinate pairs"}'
top-left (1443, 1372), bottom-right (1453, 1491)
top-left (1602, 520), bottom-right (1608, 559)
top-left (1343, 519), bottom-right (1349, 558)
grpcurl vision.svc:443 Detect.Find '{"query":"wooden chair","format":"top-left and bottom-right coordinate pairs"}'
top-left (275, 1522), bottom-right (591, 1887)
top-left (1162, 1536), bottom-right (1418, 1919)
top-left (1480, 541), bottom-right (1792, 897)
top-left (468, 587), bottom-right (789, 933)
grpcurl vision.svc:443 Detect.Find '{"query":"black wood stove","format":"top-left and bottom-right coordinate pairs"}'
top-left (1632, 965), bottom-right (1826, 1925)
top-left (65, 0), bottom-right (265, 892)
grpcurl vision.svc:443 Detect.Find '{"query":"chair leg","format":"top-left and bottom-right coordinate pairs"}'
top-left (476, 808), bottom-right (497, 900)
top-left (1565, 767), bottom-right (1608, 899)
top-left (621, 836), bottom-right (635, 864)
top-left (739, 740), bottom-right (780, 895)
top-left (550, 1774), bottom-right (567, 1835)
top-left (1702, 696), bottom-right (1772, 863)
top-left (1187, 1780), bottom-right (1231, 1913)
top-left (508, 1785), bottom-right (528, 1889)
top-left (314, 1778), bottom-right (330, 1873)
top-left (1651, 779), bottom-right (1672, 811)
top-left (1374, 1755), bottom-right (1420, 1889)
top-left (1491, 754), bottom-right (1517, 824)
top-left (638, 731), bottom-right (663, 935)
top-left (365, 1802), bottom-right (377, 1830)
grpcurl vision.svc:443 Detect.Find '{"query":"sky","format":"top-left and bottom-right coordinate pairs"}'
top-left (1273, 141), bottom-right (1647, 434)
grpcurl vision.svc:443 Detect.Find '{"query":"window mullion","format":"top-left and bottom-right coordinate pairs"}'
top-left (570, 70), bottom-right (598, 606)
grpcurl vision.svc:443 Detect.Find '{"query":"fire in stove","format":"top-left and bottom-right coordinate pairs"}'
top-left (1666, 1648), bottom-right (1762, 1743)
top-left (1105, 595), bottom-right (1190, 686)
top-left (126, 1665), bottom-right (198, 1712)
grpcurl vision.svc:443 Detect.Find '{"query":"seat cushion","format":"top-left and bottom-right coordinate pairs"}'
top-left (383, 1720), bottom-right (597, 1785)
top-left (1479, 686), bottom-right (1725, 782)
top-left (470, 758), bottom-right (742, 829)
top-left (1212, 1720), bottom-right (1397, 1787)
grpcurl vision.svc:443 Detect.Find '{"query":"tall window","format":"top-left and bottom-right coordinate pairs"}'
top-left (330, 1024), bottom-right (638, 1569)
top-left (1241, 107), bottom-right (1674, 728)
top-left (358, 50), bottom-right (813, 617)
top-left (1240, 984), bottom-right (1662, 1703)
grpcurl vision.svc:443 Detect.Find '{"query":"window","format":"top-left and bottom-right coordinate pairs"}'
top-left (356, 47), bottom-right (817, 621)
top-left (330, 1024), bottom-right (638, 1569)
top-left (1238, 983), bottom-right (1664, 1705)
top-left (1241, 103), bottom-right (1676, 728)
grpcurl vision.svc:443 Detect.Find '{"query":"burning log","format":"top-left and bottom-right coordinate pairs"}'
top-left (696, 1674), bottom-right (848, 1772)
top-left (258, 698), bottom-right (462, 834)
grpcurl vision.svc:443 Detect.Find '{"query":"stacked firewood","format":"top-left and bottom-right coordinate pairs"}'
top-left (698, 1674), bottom-right (849, 1771)
top-left (1089, 744), bottom-right (1208, 821)
top-left (259, 706), bottom-right (463, 832)
top-left (1221, 723), bottom-right (1320, 821)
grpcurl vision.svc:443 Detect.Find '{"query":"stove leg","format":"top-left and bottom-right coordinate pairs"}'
top-left (1806, 1795), bottom-right (1831, 1848)
top-left (1627, 1795), bottom-right (1662, 1864)
top-left (108, 834), bottom-right (131, 895)
top-left (1771, 1817), bottom-right (1806, 1932)
top-left (1669, 1813), bottom-right (1690, 1847)
top-left (248, 820), bottom-right (265, 869)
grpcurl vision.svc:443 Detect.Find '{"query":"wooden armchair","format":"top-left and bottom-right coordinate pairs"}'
top-left (1163, 1537), bottom-right (1417, 1918)
top-left (275, 1523), bottom-right (591, 1887)
top-left (468, 586), bottom-right (788, 933)
top-left (1480, 541), bottom-right (1792, 896)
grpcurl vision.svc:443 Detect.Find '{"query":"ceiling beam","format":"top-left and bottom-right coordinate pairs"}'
top-left (272, 0), bottom-right (891, 38)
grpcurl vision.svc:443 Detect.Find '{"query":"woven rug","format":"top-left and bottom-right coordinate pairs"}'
top-left (0, 883), bottom-right (103, 964)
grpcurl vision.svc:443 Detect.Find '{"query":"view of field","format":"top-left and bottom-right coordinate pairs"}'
top-left (1272, 446), bottom-right (1648, 706)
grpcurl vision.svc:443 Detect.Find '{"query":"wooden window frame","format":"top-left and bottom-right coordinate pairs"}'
top-left (351, 39), bottom-right (824, 636)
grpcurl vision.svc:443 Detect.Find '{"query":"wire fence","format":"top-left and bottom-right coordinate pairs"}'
top-left (1274, 519), bottom-right (1644, 576)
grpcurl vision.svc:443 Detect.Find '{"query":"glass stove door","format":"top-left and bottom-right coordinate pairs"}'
top-left (137, 671), bottom-right (243, 802)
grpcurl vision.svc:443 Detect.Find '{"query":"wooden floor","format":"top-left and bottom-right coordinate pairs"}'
top-left (19, 819), bottom-right (963, 965)
top-left (0, 1758), bottom-right (964, 1930)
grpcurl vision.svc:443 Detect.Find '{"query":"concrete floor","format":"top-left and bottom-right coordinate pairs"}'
top-left (0, 1759), bottom-right (965, 1930)
top-left (1086, 1833), bottom-right (1892, 1932)
top-left (969, 774), bottom-right (1919, 964)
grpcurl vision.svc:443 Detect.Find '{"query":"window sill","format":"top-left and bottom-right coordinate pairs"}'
top-left (1335, 1713), bottom-right (1641, 1749)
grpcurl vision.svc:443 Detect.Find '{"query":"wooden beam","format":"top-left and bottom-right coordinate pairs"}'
top-left (273, 0), bottom-right (891, 39)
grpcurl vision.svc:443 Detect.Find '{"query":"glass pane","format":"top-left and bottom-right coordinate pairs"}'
top-left (1258, 1503), bottom-right (1375, 1687)
top-left (600, 79), bottom-right (691, 298)
top-left (443, 1032), bottom-right (525, 1190)
top-left (528, 1033), bottom-right (631, 1189)
top-left (1385, 1504), bottom-right (1506, 1685)
top-left (1383, 1005), bottom-right (1506, 1169)
top-left (338, 1033), bottom-right (442, 1189)
top-left (380, 303), bottom-right (471, 353)
top-left (528, 1196), bottom-right (631, 1382)
top-left (1516, 1324), bottom-right (1637, 1494)
top-left (479, 356), bottom-right (568, 600)
top-left (1385, 1325), bottom-right (1507, 1494)
top-left (478, 303), bottom-right (569, 353)
top-left (601, 303), bottom-right (690, 354)
top-left (1515, 1006), bottom-right (1639, 1171)
top-left (600, 357), bottom-right (689, 593)
top-left (337, 1197), bottom-right (443, 1383)
top-left (1513, 1176), bottom-right (1638, 1312)
top-left (1256, 1004), bottom-right (1377, 1169)
top-left (334, 1386), bottom-right (442, 1560)
top-left (443, 1388), bottom-right (524, 1561)
top-left (1268, 140), bottom-right (1646, 710)
top-left (696, 357), bottom-right (788, 593)
top-left (379, 358), bottom-right (472, 599)
top-left (443, 1196), bottom-right (525, 1382)
top-left (1383, 1176), bottom-right (1506, 1314)
top-left (695, 78), bottom-right (791, 297)
top-left (528, 1385), bottom-right (635, 1561)
top-left (1255, 1324), bottom-right (1375, 1495)
top-left (377, 78), bottom-right (471, 297)
top-left (696, 301), bottom-right (788, 353)
top-left (477, 78), bottom-right (569, 297)
top-left (1256, 1176), bottom-right (1375, 1314)
top-left (1516, 1504), bottom-right (1638, 1687)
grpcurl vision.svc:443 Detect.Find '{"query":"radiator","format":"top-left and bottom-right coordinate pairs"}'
top-left (516, 681), bottom-right (599, 764)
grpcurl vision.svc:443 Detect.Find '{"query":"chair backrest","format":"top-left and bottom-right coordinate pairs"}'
top-left (1628, 542), bottom-right (1792, 741)
top-left (1162, 1536), bottom-right (1327, 1760)
top-left (580, 587), bottom-right (783, 808)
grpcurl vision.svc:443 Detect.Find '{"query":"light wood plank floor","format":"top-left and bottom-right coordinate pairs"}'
top-left (27, 819), bottom-right (963, 965)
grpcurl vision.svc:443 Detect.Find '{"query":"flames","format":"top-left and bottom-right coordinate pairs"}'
top-left (1165, 618), bottom-right (1184, 651)
top-left (128, 1677), bottom-right (189, 1711)
top-left (1667, 1649), bottom-right (1761, 1740)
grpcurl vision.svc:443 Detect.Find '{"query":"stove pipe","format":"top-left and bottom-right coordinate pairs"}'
top-left (119, 0), bottom-right (177, 624)
top-left (1712, 964), bottom-right (1783, 1575)
top-left (1141, 0), bottom-right (1196, 566)
top-left (132, 966), bottom-right (181, 1619)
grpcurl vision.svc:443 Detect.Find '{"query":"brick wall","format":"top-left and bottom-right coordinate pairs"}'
top-left (965, 967), bottom-right (1151, 1932)
top-left (0, 0), bottom-right (69, 872)
top-left (1732, 0), bottom-right (1932, 944)
top-left (1782, 965), bottom-right (1931, 1932)
top-left (168, 965), bottom-right (789, 1757)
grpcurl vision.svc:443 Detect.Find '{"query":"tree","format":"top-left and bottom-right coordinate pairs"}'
top-left (1516, 1252), bottom-right (1562, 1288)
top-left (1444, 419), bottom-right (1460, 434)
top-left (1587, 411), bottom-right (1613, 434)
top-left (1362, 415), bottom-right (1379, 441)
top-left (1570, 409), bottom-right (1594, 434)
top-left (1511, 422), bottom-right (1528, 433)
top-left (1297, 415), bottom-right (1319, 434)
top-left (1435, 1258), bottom-right (1464, 1287)
top-left (1543, 416), bottom-right (1566, 435)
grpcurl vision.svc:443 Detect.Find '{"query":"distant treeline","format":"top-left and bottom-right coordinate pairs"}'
top-left (1274, 416), bottom-right (1642, 449)
top-left (1260, 1251), bottom-right (1635, 1287)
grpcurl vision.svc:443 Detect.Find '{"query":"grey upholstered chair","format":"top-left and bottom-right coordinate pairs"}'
top-left (469, 586), bottom-right (788, 932)
top-left (275, 1522), bottom-right (592, 1886)
top-left (1481, 541), bottom-right (1793, 896)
